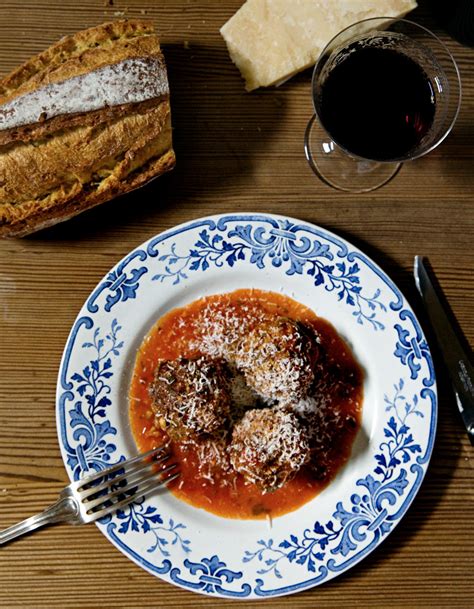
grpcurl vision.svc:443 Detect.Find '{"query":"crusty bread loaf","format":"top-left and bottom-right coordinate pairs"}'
top-left (0, 20), bottom-right (175, 237)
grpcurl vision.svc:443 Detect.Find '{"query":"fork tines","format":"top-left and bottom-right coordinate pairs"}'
top-left (73, 446), bottom-right (179, 519)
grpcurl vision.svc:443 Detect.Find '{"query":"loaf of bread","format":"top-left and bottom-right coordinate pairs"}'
top-left (0, 20), bottom-right (175, 237)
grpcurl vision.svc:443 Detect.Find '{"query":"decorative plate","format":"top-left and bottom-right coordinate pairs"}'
top-left (56, 214), bottom-right (436, 599)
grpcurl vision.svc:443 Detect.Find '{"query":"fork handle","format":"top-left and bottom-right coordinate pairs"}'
top-left (0, 495), bottom-right (78, 545)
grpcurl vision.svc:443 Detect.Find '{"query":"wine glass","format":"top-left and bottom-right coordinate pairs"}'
top-left (304, 18), bottom-right (462, 193)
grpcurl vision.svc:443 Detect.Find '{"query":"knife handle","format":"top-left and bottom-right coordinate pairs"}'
top-left (453, 357), bottom-right (474, 445)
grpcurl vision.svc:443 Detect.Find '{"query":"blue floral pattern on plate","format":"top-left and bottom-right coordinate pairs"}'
top-left (56, 214), bottom-right (437, 599)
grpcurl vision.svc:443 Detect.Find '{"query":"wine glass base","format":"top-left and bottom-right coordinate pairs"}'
top-left (304, 115), bottom-right (402, 193)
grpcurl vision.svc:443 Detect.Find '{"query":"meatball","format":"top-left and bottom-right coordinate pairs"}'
top-left (233, 317), bottom-right (318, 403)
top-left (150, 357), bottom-right (231, 440)
top-left (228, 408), bottom-right (310, 492)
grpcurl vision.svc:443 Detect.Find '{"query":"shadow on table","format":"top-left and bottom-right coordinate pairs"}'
top-left (165, 42), bottom-right (288, 193)
top-left (27, 43), bottom-right (287, 241)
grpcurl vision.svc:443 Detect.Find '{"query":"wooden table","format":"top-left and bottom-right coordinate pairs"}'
top-left (0, 2), bottom-right (472, 607)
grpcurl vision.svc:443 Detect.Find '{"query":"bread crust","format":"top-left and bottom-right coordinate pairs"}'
top-left (0, 20), bottom-right (155, 99)
top-left (0, 20), bottom-right (175, 237)
top-left (0, 149), bottom-right (176, 238)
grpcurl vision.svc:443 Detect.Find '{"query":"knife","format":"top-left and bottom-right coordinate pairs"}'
top-left (414, 256), bottom-right (474, 445)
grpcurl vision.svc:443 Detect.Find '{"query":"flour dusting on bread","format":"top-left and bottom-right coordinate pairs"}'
top-left (0, 56), bottom-right (169, 130)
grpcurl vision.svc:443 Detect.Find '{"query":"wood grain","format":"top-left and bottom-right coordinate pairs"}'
top-left (0, 1), bottom-right (473, 607)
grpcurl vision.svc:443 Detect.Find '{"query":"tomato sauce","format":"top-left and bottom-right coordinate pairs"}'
top-left (129, 289), bottom-right (363, 520)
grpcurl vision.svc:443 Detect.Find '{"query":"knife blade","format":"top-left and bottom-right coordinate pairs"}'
top-left (414, 256), bottom-right (474, 445)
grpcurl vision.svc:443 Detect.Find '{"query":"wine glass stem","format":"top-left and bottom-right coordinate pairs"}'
top-left (304, 114), bottom-right (402, 193)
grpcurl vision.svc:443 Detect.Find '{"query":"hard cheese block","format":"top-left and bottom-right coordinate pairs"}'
top-left (221, 0), bottom-right (418, 91)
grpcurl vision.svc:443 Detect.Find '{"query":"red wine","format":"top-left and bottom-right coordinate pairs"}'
top-left (318, 44), bottom-right (436, 161)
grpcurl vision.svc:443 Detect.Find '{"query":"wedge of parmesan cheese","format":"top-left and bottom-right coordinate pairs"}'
top-left (220, 0), bottom-right (418, 91)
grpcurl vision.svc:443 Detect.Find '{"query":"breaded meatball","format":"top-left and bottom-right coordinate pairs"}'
top-left (150, 357), bottom-right (231, 440)
top-left (228, 408), bottom-right (310, 492)
top-left (233, 317), bottom-right (318, 403)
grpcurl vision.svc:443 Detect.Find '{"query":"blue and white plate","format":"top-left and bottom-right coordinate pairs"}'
top-left (56, 214), bottom-right (436, 599)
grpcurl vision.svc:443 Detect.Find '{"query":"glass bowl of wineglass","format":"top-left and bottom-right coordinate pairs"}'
top-left (304, 17), bottom-right (462, 193)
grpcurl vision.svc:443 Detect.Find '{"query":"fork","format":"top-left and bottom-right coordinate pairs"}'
top-left (0, 446), bottom-right (178, 546)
